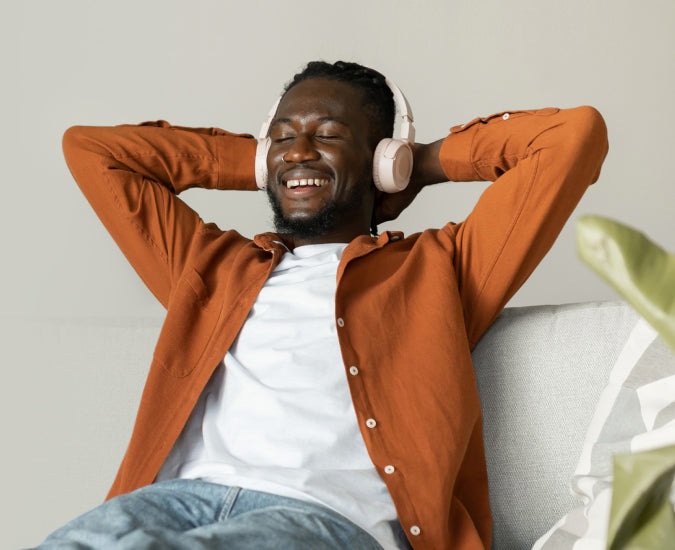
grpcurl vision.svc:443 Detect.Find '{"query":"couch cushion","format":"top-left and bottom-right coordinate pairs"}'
top-left (532, 318), bottom-right (675, 549)
top-left (472, 301), bottom-right (639, 550)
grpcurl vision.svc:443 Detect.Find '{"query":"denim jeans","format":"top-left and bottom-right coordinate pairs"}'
top-left (31, 479), bottom-right (386, 549)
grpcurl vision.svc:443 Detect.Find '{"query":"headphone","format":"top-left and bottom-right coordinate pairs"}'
top-left (255, 78), bottom-right (415, 194)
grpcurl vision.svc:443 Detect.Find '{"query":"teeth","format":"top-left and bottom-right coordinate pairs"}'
top-left (285, 178), bottom-right (328, 188)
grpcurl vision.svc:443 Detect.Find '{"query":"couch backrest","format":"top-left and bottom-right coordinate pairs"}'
top-left (6, 301), bottom-right (639, 549)
top-left (472, 301), bottom-right (638, 550)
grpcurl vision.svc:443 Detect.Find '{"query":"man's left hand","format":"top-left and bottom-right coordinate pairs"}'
top-left (373, 139), bottom-right (446, 225)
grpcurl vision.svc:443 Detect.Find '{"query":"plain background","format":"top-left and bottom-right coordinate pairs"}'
top-left (2, 0), bottom-right (673, 547)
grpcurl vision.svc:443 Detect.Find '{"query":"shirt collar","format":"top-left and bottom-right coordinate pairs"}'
top-left (252, 231), bottom-right (405, 254)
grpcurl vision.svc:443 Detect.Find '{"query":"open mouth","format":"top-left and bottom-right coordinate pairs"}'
top-left (285, 178), bottom-right (330, 189)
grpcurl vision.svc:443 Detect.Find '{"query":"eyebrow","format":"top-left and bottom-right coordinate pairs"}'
top-left (317, 116), bottom-right (349, 126)
top-left (270, 116), bottom-right (349, 129)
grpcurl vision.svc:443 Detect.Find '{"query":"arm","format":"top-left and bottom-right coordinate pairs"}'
top-left (62, 121), bottom-right (257, 308)
top-left (378, 106), bottom-right (609, 346)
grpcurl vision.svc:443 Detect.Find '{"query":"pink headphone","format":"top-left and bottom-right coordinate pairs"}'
top-left (255, 78), bottom-right (415, 194)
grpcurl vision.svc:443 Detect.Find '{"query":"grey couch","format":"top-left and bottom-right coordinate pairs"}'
top-left (7, 301), bottom-right (639, 549)
top-left (474, 301), bottom-right (638, 549)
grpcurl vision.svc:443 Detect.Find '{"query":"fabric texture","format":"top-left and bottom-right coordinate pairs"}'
top-left (533, 319), bottom-right (675, 549)
top-left (61, 107), bottom-right (608, 550)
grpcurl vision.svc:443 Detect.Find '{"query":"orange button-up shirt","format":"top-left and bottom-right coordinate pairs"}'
top-left (62, 106), bottom-right (608, 549)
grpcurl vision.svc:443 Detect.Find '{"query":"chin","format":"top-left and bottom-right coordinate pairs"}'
top-left (267, 188), bottom-right (337, 239)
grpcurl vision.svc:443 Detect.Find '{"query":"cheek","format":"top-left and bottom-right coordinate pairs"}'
top-left (266, 147), bottom-right (282, 174)
top-left (333, 149), bottom-right (374, 181)
top-left (354, 153), bottom-right (375, 186)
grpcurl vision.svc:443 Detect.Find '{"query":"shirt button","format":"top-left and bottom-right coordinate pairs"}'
top-left (349, 366), bottom-right (359, 376)
top-left (365, 418), bottom-right (377, 428)
top-left (502, 113), bottom-right (510, 120)
top-left (410, 526), bottom-right (421, 536)
top-left (336, 317), bottom-right (345, 327)
top-left (384, 465), bottom-right (395, 474)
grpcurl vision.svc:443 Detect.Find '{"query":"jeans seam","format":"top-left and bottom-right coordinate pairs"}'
top-left (216, 485), bottom-right (241, 522)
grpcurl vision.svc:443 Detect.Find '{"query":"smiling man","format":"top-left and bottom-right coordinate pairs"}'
top-left (37, 61), bottom-right (608, 550)
top-left (266, 78), bottom-right (378, 243)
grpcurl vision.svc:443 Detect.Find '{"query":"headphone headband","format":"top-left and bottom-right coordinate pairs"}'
top-left (385, 78), bottom-right (415, 144)
top-left (258, 97), bottom-right (280, 141)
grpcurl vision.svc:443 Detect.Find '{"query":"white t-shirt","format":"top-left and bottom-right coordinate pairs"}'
top-left (158, 243), bottom-right (401, 549)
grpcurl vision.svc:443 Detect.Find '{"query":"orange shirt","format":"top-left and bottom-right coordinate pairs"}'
top-left (62, 106), bottom-right (608, 549)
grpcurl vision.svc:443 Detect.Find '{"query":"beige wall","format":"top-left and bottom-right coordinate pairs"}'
top-left (2, 0), bottom-right (674, 318)
top-left (2, 0), bottom-right (674, 547)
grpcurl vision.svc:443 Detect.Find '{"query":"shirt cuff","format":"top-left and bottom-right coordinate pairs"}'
top-left (438, 124), bottom-right (480, 182)
top-left (216, 134), bottom-right (258, 191)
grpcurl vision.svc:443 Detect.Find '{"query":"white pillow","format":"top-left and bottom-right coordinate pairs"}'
top-left (533, 318), bottom-right (675, 549)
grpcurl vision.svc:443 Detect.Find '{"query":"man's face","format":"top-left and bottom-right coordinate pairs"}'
top-left (265, 78), bottom-right (376, 242)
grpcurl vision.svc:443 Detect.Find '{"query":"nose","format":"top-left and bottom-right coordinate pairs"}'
top-left (283, 135), bottom-right (320, 163)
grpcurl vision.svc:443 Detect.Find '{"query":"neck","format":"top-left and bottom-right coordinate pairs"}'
top-left (287, 224), bottom-right (371, 248)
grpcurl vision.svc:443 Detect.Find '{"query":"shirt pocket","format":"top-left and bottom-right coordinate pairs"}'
top-left (154, 268), bottom-right (216, 377)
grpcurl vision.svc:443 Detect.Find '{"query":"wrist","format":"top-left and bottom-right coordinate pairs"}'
top-left (412, 139), bottom-right (446, 188)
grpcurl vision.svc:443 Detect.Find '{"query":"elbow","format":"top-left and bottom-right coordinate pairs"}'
top-left (62, 125), bottom-right (82, 150)
top-left (567, 106), bottom-right (609, 184)
top-left (577, 106), bottom-right (608, 152)
top-left (62, 125), bottom-right (110, 193)
top-left (62, 125), bottom-right (107, 181)
top-left (62, 125), bottom-right (88, 166)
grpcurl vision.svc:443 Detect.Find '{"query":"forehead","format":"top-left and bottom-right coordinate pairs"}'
top-left (275, 78), bottom-right (369, 128)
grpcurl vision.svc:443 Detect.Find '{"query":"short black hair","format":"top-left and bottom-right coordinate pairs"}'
top-left (284, 60), bottom-right (395, 148)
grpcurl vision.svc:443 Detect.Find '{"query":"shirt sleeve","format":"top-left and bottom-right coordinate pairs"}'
top-left (438, 106), bottom-right (609, 347)
top-left (62, 121), bottom-right (258, 308)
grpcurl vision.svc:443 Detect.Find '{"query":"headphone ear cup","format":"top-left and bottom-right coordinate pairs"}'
top-left (372, 138), bottom-right (413, 193)
top-left (255, 138), bottom-right (271, 190)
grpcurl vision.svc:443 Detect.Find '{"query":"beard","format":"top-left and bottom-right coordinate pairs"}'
top-left (265, 183), bottom-right (369, 240)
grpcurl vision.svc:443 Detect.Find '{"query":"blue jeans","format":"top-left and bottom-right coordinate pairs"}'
top-left (31, 479), bottom-right (386, 549)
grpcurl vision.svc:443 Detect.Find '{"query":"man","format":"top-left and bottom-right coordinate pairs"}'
top-left (37, 61), bottom-right (608, 549)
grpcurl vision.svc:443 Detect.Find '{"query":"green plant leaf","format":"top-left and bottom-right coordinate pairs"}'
top-left (607, 444), bottom-right (675, 550)
top-left (576, 215), bottom-right (675, 352)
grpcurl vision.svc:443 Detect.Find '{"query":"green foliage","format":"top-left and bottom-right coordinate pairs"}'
top-left (607, 445), bottom-right (675, 550)
top-left (577, 215), bottom-right (675, 353)
top-left (577, 215), bottom-right (675, 549)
